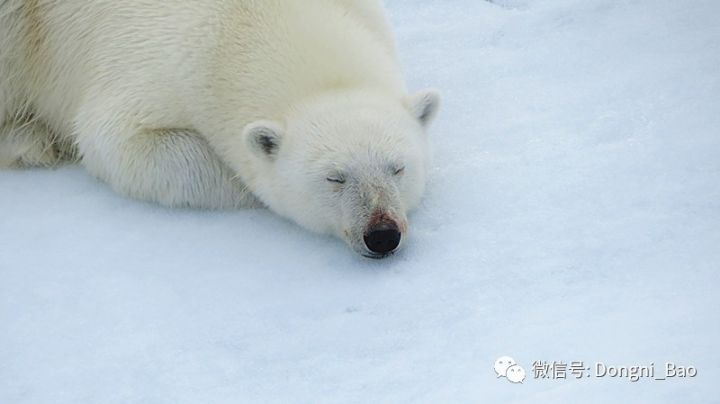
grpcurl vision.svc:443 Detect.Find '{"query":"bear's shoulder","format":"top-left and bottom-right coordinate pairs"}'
top-left (330, 0), bottom-right (396, 53)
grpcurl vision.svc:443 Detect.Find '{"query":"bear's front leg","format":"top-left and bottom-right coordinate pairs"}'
top-left (79, 128), bottom-right (261, 209)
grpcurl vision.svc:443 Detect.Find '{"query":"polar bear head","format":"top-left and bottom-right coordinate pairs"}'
top-left (242, 89), bottom-right (440, 258)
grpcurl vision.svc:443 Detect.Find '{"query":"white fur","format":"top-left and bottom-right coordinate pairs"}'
top-left (0, 0), bottom-right (439, 255)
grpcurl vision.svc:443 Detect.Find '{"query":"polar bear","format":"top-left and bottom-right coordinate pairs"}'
top-left (0, 0), bottom-right (440, 258)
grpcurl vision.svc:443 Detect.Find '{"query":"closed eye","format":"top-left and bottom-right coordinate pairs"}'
top-left (327, 176), bottom-right (346, 184)
top-left (393, 166), bottom-right (405, 176)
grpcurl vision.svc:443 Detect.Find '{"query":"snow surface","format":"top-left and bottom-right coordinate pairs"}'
top-left (2, 0), bottom-right (719, 402)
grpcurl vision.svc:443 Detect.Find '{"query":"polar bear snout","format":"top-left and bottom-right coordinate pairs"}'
top-left (363, 219), bottom-right (402, 257)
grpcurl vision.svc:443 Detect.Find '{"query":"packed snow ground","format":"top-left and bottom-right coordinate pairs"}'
top-left (1, 0), bottom-right (719, 402)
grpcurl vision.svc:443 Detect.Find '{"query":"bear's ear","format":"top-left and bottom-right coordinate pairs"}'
top-left (244, 120), bottom-right (284, 161)
top-left (405, 89), bottom-right (441, 127)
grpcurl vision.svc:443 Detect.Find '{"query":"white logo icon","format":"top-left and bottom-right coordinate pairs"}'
top-left (506, 364), bottom-right (526, 384)
top-left (494, 356), bottom-right (517, 378)
top-left (495, 356), bottom-right (526, 384)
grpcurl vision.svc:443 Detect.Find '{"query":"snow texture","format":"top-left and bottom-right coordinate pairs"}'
top-left (1, 0), bottom-right (719, 402)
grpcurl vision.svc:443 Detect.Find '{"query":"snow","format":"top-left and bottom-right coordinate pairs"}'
top-left (1, 0), bottom-right (719, 402)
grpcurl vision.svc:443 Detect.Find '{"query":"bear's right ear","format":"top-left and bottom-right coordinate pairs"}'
top-left (244, 120), bottom-right (284, 162)
top-left (405, 89), bottom-right (441, 128)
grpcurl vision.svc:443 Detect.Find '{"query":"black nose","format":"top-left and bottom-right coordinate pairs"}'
top-left (364, 223), bottom-right (401, 255)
